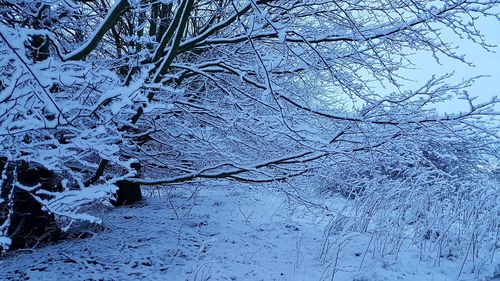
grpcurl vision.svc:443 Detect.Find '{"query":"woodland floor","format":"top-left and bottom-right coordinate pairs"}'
top-left (0, 182), bottom-right (498, 281)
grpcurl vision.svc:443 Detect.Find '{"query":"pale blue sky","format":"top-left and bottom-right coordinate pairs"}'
top-left (398, 13), bottom-right (500, 114)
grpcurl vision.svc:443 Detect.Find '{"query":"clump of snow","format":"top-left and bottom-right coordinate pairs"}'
top-left (0, 237), bottom-right (11, 251)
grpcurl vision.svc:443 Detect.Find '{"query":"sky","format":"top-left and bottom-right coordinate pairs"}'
top-left (397, 12), bottom-right (500, 114)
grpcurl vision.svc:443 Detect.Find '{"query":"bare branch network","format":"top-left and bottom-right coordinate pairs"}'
top-left (0, 0), bottom-right (499, 256)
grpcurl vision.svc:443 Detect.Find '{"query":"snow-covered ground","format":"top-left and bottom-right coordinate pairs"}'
top-left (0, 183), bottom-right (498, 281)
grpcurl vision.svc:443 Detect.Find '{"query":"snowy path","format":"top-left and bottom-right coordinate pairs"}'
top-left (0, 184), bottom-right (498, 280)
top-left (0, 184), bottom-right (332, 280)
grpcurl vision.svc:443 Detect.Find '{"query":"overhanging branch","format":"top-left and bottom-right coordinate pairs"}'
top-left (64, 0), bottom-right (130, 61)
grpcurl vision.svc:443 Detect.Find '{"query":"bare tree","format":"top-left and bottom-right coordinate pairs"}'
top-left (0, 0), bottom-right (499, 261)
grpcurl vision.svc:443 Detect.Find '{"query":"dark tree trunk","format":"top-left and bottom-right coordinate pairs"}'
top-left (0, 160), bottom-right (63, 251)
top-left (110, 180), bottom-right (142, 206)
top-left (110, 162), bottom-right (142, 206)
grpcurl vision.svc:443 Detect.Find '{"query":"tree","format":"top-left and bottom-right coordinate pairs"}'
top-left (0, 0), bottom-right (498, 264)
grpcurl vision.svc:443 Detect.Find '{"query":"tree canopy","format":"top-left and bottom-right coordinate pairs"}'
top-left (0, 0), bottom-right (499, 263)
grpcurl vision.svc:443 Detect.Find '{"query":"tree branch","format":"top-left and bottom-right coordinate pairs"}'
top-left (64, 0), bottom-right (130, 61)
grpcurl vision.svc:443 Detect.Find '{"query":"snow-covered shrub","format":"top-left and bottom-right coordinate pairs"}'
top-left (319, 136), bottom-right (499, 277)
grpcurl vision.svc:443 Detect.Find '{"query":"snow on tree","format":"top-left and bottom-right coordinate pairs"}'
top-left (0, 1), bottom-right (499, 272)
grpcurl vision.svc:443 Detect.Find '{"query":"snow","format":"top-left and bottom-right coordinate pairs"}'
top-left (1, 183), bottom-right (498, 280)
top-left (0, 237), bottom-right (10, 250)
top-left (1, 0), bottom-right (500, 279)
